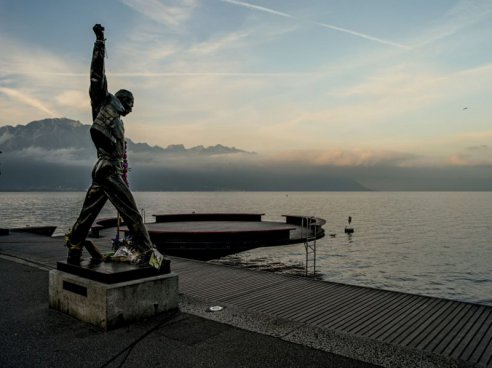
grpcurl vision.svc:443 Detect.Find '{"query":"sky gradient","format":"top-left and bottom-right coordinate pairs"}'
top-left (1, 0), bottom-right (492, 170)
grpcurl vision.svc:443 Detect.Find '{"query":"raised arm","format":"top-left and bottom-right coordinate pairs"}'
top-left (89, 24), bottom-right (108, 120)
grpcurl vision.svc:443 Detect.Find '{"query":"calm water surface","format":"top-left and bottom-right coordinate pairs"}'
top-left (1, 191), bottom-right (491, 305)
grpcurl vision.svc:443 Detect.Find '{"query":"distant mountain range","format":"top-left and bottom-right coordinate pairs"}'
top-left (0, 118), bottom-right (369, 191)
top-left (0, 118), bottom-right (251, 156)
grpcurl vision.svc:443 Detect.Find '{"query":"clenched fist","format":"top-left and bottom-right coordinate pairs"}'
top-left (93, 24), bottom-right (105, 41)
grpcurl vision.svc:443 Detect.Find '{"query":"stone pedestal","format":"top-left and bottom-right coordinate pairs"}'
top-left (49, 265), bottom-right (178, 330)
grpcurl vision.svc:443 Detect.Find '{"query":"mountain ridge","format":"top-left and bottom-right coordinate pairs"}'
top-left (0, 117), bottom-right (370, 191)
top-left (0, 118), bottom-right (252, 156)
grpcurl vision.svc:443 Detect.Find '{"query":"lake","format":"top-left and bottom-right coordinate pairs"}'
top-left (1, 191), bottom-right (491, 305)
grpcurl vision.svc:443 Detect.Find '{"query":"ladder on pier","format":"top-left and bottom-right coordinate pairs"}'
top-left (301, 216), bottom-right (317, 277)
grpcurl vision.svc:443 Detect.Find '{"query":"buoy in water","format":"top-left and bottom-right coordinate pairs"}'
top-left (345, 215), bottom-right (354, 234)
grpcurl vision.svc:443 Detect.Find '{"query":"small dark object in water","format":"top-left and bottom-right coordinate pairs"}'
top-left (345, 216), bottom-right (354, 234)
top-left (330, 233), bottom-right (336, 237)
top-left (345, 215), bottom-right (354, 234)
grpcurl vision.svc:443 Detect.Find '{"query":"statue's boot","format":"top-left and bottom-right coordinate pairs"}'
top-left (65, 240), bottom-right (83, 265)
top-left (148, 248), bottom-right (171, 272)
top-left (143, 247), bottom-right (171, 273)
top-left (64, 230), bottom-right (82, 264)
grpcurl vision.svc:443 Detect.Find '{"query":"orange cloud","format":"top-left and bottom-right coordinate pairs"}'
top-left (265, 149), bottom-right (417, 167)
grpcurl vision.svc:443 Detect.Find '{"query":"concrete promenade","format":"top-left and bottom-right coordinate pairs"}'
top-left (2, 231), bottom-right (492, 367)
top-left (0, 232), bottom-right (375, 368)
top-left (0, 258), bottom-right (375, 368)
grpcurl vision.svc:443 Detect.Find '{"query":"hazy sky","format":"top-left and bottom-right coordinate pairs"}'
top-left (1, 0), bottom-right (492, 169)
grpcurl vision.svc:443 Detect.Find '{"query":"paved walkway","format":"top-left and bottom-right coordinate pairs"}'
top-left (2, 231), bottom-right (492, 367)
top-left (0, 258), bottom-right (377, 368)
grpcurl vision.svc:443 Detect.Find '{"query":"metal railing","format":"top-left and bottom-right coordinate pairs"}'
top-left (301, 216), bottom-right (317, 277)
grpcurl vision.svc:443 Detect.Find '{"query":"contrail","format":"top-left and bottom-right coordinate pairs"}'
top-left (222, 0), bottom-right (293, 18)
top-left (0, 87), bottom-right (57, 116)
top-left (221, 0), bottom-right (409, 49)
top-left (315, 22), bottom-right (410, 49)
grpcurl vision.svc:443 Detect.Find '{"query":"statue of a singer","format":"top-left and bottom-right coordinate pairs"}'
top-left (64, 24), bottom-right (167, 271)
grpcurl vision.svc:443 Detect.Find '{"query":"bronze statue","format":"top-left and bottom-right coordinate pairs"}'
top-left (65, 24), bottom-right (167, 271)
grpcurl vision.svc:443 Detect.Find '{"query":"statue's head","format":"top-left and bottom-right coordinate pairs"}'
top-left (115, 89), bottom-right (134, 116)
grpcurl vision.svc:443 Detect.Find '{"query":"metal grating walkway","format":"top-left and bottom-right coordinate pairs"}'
top-left (172, 257), bottom-right (492, 367)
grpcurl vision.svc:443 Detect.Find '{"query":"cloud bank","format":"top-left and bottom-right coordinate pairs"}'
top-left (1, 0), bottom-right (492, 172)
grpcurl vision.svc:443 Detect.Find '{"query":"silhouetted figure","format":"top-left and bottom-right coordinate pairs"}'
top-left (65, 24), bottom-right (166, 270)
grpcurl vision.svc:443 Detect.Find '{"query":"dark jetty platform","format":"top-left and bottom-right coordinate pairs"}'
top-left (93, 213), bottom-right (326, 260)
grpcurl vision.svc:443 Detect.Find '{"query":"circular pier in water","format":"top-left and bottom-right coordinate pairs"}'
top-left (94, 213), bottom-right (325, 260)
